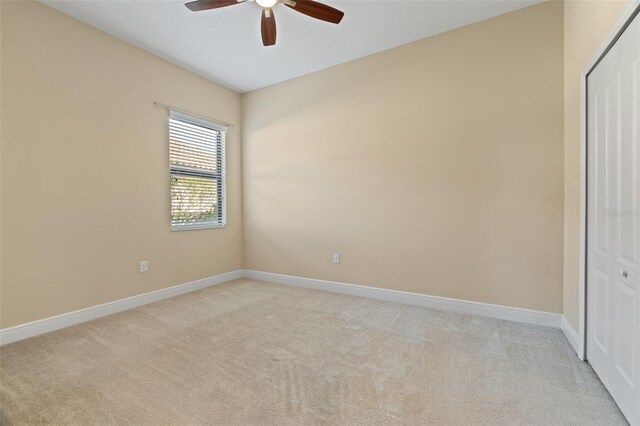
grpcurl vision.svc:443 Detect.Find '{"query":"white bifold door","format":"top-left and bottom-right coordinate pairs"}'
top-left (587, 10), bottom-right (640, 426)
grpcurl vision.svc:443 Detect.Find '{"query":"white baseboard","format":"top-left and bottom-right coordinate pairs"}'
top-left (244, 270), bottom-right (562, 328)
top-left (0, 269), bottom-right (244, 346)
top-left (561, 315), bottom-right (580, 357)
top-left (0, 269), bottom-right (566, 346)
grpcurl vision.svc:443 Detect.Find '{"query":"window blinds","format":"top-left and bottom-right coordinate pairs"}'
top-left (169, 110), bottom-right (226, 230)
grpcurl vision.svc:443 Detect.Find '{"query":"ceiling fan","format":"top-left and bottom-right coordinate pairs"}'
top-left (185, 0), bottom-right (344, 47)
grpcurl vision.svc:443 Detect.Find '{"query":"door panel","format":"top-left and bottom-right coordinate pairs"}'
top-left (595, 89), bottom-right (611, 258)
top-left (618, 54), bottom-right (638, 267)
top-left (615, 282), bottom-right (636, 386)
top-left (614, 50), bottom-right (638, 397)
top-left (594, 270), bottom-right (611, 353)
top-left (589, 73), bottom-right (615, 372)
top-left (587, 11), bottom-right (640, 426)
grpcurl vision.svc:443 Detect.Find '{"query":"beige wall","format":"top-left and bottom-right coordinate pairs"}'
top-left (563, 0), bottom-right (630, 330)
top-left (0, 1), bottom-right (3, 328)
top-left (242, 2), bottom-right (565, 313)
top-left (0, 1), bottom-right (243, 328)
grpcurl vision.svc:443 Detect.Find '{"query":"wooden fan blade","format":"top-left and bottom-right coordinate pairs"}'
top-left (261, 8), bottom-right (277, 46)
top-left (185, 0), bottom-right (244, 12)
top-left (285, 0), bottom-right (344, 24)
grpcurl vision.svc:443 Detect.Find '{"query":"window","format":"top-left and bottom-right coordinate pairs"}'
top-left (169, 110), bottom-right (226, 230)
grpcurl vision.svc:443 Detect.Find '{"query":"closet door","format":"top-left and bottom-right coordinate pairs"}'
top-left (587, 11), bottom-right (639, 426)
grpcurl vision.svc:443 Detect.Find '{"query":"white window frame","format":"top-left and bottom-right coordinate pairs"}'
top-left (169, 110), bottom-right (227, 231)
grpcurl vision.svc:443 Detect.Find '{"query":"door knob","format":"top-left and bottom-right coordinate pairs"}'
top-left (621, 270), bottom-right (628, 278)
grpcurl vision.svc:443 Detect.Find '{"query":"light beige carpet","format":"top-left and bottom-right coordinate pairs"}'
top-left (0, 279), bottom-right (627, 425)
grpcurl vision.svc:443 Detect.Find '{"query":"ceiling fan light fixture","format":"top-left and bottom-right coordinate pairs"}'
top-left (255, 0), bottom-right (277, 8)
top-left (186, 0), bottom-right (344, 46)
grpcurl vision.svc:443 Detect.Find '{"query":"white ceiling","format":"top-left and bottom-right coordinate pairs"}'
top-left (42, 0), bottom-right (541, 93)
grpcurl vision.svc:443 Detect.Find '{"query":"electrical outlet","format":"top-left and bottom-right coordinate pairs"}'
top-left (332, 253), bottom-right (340, 264)
top-left (140, 260), bottom-right (148, 273)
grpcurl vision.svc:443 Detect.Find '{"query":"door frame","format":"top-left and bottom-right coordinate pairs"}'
top-left (579, 0), bottom-right (640, 361)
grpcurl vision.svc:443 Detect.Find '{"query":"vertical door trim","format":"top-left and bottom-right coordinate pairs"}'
top-left (580, 0), bottom-right (640, 361)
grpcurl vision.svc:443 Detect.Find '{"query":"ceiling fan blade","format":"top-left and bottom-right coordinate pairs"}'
top-left (185, 0), bottom-right (244, 12)
top-left (285, 0), bottom-right (344, 24)
top-left (261, 8), bottom-right (277, 46)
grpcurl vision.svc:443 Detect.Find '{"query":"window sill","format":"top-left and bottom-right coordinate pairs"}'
top-left (171, 222), bottom-right (227, 232)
